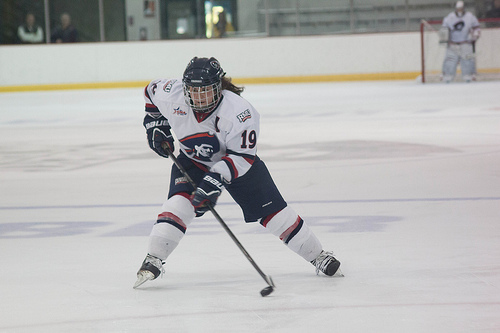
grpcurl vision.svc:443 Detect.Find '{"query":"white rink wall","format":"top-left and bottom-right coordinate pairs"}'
top-left (1, 29), bottom-right (499, 89)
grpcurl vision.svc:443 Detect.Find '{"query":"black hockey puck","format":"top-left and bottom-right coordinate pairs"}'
top-left (260, 286), bottom-right (274, 297)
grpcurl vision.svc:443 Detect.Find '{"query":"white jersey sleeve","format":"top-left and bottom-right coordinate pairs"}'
top-left (143, 79), bottom-right (181, 125)
top-left (210, 91), bottom-right (260, 182)
top-left (144, 79), bottom-right (162, 115)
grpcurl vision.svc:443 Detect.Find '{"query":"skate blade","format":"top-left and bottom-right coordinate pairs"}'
top-left (333, 268), bottom-right (345, 277)
top-left (133, 271), bottom-right (155, 289)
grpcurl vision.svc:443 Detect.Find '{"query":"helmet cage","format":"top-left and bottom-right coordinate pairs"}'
top-left (183, 81), bottom-right (222, 114)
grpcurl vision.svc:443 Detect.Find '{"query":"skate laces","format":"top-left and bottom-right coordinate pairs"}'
top-left (312, 251), bottom-right (335, 275)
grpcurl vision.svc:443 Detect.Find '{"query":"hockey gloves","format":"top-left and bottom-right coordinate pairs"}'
top-left (191, 172), bottom-right (224, 216)
top-left (143, 113), bottom-right (174, 158)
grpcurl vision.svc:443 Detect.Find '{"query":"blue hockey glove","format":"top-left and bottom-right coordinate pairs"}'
top-left (191, 172), bottom-right (224, 216)
top-left (143, 113), bottom-right (174, 158)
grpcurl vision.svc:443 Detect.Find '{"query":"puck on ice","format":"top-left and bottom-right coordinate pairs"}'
top-left (260, 286), bottom-right (274, 297)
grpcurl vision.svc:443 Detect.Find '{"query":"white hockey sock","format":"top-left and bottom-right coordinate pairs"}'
top-left (147, 194), bottom-right (195, 260)
top-left (261, 206), bottom-right (322, 262)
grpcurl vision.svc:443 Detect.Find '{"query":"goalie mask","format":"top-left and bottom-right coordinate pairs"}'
top-left (182, 57), bottom-right (225, 115)
top-left (455, 1), bottom-right (465, 16)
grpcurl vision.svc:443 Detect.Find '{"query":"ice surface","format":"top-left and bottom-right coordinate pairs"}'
top-left (0, 80), bottom-right (499, 332)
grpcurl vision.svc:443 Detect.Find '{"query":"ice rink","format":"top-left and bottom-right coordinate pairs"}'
top-left (1, 80), bottom-right (499, 332)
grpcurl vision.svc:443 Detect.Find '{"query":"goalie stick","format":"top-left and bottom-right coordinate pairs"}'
top-left (164, 146), bottom-right (275, 297)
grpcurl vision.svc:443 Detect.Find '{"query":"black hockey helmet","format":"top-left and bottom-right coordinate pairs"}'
top-left (182, 57), bottom-right (225, 114)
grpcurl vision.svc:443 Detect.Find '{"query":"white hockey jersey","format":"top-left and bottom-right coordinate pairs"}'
top-left (442, 11), bottom-right (480, 43)
top-left (144, 78), bottom-right (260, 183)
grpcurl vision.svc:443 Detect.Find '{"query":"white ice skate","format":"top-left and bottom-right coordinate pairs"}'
top-left (311, 250), bottom-right (344, 277)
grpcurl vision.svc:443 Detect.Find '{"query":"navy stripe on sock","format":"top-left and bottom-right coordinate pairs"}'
top-left (284, 218), bottom-right (303, 244)
top-left (156, 217), bottom-right (186, 234)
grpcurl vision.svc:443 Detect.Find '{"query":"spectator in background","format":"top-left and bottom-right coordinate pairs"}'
top-left (213, 11), bottom-right (234, 38)
top-left (51, 13), bottom-right (78, 43)
top-left (18, 13), bottom-right (44, 44)
top-left (215, 11), bottom-right (227, 38)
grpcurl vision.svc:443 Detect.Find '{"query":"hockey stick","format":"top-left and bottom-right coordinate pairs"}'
top-left (164, 148), bottom-right (275, 297)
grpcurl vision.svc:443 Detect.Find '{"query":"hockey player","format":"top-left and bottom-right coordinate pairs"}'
top-left (441, 1), bottom-right (481, 82)
top-left (134, 57), bottom-right (341, 288)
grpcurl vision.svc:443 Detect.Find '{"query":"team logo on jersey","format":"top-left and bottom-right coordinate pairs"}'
top-left (150, 80), bottom-right (161, 95)
top-left (173, 106), bottom-right (187, 116)
top-left (237, 109), bottom-right (252, 123)
top-left (180, 132), bottom-right (220, 162)
top-left (163, 80), bottom-right (176, 93)
top-left (453, 21), bottom-right (465, 31)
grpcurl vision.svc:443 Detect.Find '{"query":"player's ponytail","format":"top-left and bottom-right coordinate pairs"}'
top-left (221, 77), bottom-right (244, 96)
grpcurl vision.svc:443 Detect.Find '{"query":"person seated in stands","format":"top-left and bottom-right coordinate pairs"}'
top-left (18, 13), bottom-right (44, 44)
top-left (50, 13), bottom-right (78, 43)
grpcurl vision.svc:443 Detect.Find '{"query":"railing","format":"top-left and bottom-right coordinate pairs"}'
top-left (257, 0), bottom-right (483, 36)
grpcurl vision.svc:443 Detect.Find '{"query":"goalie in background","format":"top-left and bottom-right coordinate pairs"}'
top-left (440, 1), bottom-right (481, 82)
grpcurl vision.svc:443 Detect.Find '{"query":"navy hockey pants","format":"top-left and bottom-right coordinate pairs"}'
top-left (168, 153), bottom-right (287, 222)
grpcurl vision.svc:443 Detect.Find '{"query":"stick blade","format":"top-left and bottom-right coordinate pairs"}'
top-left (260, 275), bottom-right (275, 297)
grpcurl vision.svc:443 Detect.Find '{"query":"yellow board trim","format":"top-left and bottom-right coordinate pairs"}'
top-left (233, 72), bottom-right (421, 85)
top-left (0, 81), bottom-right (151, 93)
top-left (1, 69), bottom-right (499, 93)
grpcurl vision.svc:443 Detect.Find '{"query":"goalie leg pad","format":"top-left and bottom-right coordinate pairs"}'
top-left (442, 45), bottom-right (460, 80)
top-left (147, 194), bottom-right (195, 260)
top-left (459, 43), bottom-right (475, 78)
top-left (260, 206), bottom-right (322, 262)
